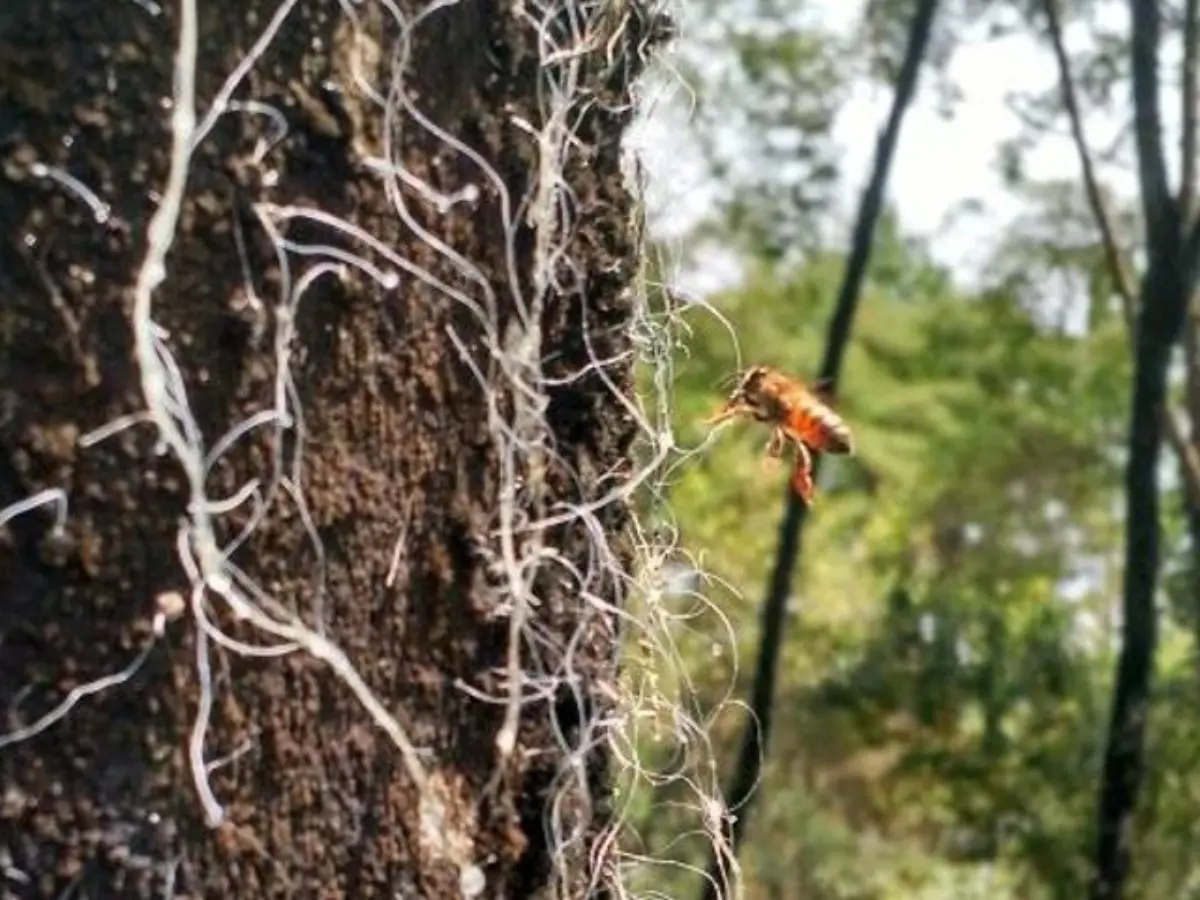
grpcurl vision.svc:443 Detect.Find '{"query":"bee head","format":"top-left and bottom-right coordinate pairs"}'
top-left (731, 364), bottom-right (771, 404)
top-left (720, 365), bottom-right (777, 421)
top-left (707, 365), bottom-right (781, 428)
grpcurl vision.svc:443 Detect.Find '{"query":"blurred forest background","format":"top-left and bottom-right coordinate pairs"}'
top-left (620, 0), bottom-right (1200, 898)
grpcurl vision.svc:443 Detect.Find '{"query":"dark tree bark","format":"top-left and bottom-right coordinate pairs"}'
top-left (1042, 0), bottom-right (1200, 678)
top-left (1090, 258), bottom-right (1185, 900)
top-left (697, 1), bottom-right (940, 897)
top-left (1183, 0), bottom-right (1200, 683)
top-left (1087, 2), bottom-right (1195, 897)
top-left (0, 1), bottom-right (664, 897)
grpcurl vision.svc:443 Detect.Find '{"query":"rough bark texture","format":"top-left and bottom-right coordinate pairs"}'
top-left (0, 1), bottom-right (659, 897)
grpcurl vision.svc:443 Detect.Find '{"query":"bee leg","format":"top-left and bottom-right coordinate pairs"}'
top-left (704, 401), bottom-right (748, 427)
top-left (757, 428), bottom-right (785, 473)
top-left (789, 442), bottom-right (815, 505)
top-left (764, 428), bottom-right (785, 458)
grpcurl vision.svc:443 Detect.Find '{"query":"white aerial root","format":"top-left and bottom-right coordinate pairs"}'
top-left (115, 0), bottom-right (440, 840)
top-left (0, 589), bottom-right (182, 753)
top-left (0, 638), bottom-right (158, 753)
top-left (0, 487), bottom-right (68, 535)
top-left (414, 0), bottom-right (743, 895)
top-left (26, 162), bottom-right (113, 224)
top-left (4, 0), bottom-right (739, 895)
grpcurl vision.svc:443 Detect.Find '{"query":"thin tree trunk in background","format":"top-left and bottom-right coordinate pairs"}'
top-left (0, 1), bottom-right (663, 897)
top-left (698, 1), bottom-right (940, 897)
top-left (1088, 2), bottom-right (1193, 897)
top-left (1181, 0), bottom-right (1200, 683)
top-left (1186, 308), bottom-right (1200, 681)
top-left (1091, 259), bottom-right (1186, 900)
top-left (1042, 0), bottom-right (1200, 680)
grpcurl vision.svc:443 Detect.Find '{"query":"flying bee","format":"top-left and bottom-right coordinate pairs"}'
top-left (706, 364), bottom-right (854, 505)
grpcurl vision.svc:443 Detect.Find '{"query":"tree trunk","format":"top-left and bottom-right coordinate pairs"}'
top-left (698, 1), bottom-right (940, 896)
top-left (1088, 1), bottom-right (1191, 896)
top-left (1090, 249), bottom-right (1184, 900)
top-left (0, 1), bottom-right (661, 897)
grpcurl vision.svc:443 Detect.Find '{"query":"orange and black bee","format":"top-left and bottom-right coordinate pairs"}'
top-left (706, 364), bottom-right (854, 504)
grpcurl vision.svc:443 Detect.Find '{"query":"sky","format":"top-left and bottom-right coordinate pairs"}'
top-left (630, 0), bottom-right (1157, 295)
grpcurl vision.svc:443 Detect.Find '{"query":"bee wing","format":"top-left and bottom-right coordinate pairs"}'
top-left (715, 370), bottom-right (742, 392)
top-left (810, 376), bottom-right (838, 405)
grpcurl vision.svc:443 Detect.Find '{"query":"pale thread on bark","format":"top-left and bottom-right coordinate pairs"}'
top-left (0, 0), bottom-right (669, 897)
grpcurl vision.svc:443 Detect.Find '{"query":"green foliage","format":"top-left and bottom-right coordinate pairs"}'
top-left (624, 0), bottom-right (1200, 896)
top-left (625, 210), bottom-right (1200, 897)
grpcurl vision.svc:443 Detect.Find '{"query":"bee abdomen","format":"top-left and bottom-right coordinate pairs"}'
top-left (823, 423), bottom-right (854, 455)
top-left (793, 405), bottom-right (854, 455)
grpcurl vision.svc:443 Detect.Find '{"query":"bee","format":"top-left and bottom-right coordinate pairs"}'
top-left (706, 364), bottom-right (854, 505)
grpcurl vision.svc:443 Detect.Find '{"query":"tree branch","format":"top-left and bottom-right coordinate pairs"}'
top-left (1130, 0), bottom-right (1174, 249)
top-left (1089, 4), bottom-right (1190, 898)
top-left (1180, 0), bottom-right (1198, 223)
top-left (1041, 0), bottom-right (1200, 512)
top-left (698, 1), bottom-right (941, 897)
top-left (1042, 0), bottom-right (1137, 324)
top-left (1169, 406), bottom-right (1200, 506)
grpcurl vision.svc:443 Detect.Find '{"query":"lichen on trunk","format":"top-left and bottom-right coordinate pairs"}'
top-left (0, 0), bottom-right (668, 896)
